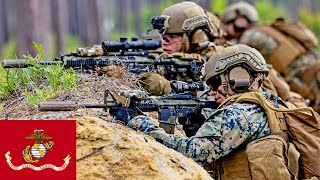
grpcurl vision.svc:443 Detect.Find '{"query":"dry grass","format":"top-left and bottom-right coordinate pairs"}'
top-left (0, 66), bottom-right (146, 120)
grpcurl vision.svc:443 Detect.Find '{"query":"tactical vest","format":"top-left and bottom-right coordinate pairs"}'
top-left (212, 91), bottom-right (320, 179)
top-left (256, 25), bottom-right (306, 74)
top-left (254, 24), bottom-right (320, 111)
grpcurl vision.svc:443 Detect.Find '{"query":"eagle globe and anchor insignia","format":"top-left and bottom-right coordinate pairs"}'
top-left (22, 129), bottom-right (54, 163)
top-left (5, 129), bottom-right (71, 171)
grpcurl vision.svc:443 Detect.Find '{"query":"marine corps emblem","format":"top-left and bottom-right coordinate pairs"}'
top-left (5, 129), bottom-right (71, 171)
top-left (22, 129), bottom-right (54, 163)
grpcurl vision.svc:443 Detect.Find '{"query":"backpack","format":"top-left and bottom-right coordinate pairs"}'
top-left (271, 18), bottom-right (318, 50)
top-left (254, 18), bottom-right (318, 74)
top-left (235, 91), bottom-right (320, 179)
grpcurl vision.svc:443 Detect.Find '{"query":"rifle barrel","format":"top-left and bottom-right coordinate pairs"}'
top-left (2, 59), bottom-right (62, 68)
top-left (38, 101), bottom-right (106, 111)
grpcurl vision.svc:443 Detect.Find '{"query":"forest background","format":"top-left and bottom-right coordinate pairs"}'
top-left (0, 0), bottom-right (320, 77)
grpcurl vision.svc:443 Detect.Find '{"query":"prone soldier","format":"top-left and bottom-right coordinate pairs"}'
top-left (140, 1), bottom-right (226, 95)
top-left (221, 1), bottom-right (320, 111)
top-left (110, 44), bottom-right (320, 179)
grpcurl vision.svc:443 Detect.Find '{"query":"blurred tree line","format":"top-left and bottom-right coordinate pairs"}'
top-left (0, 0), bottom-right (320, 61)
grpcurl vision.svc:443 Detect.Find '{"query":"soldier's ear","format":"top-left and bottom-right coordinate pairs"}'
top-left (234, 17), bottom-right (249, 29)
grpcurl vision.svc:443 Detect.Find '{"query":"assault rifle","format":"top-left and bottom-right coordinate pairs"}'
top-left (38, 89), bottom-right (217, 134)
top-left (2, 38), bottom-right (203, 80)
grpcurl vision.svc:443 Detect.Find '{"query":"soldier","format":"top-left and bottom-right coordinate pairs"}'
top-left (110, 44), bottom-right (301, 179)
top-left (141, 1), bottom-right (226, 95)
top-left (221, 1), bottom-right (320, 111)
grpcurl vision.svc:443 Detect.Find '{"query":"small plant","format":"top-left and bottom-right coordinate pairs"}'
top-left (24, 89), bottom-right (48, 106)
top-left (32, 41), bottom-right (44, 61)
top-left (0, 41), bottom-right (77, 107)
top-left (0, 70), bottom-right (17, 97)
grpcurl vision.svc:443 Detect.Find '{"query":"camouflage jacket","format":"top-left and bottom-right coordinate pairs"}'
top-left (127, 91), bottom-right (272, 165)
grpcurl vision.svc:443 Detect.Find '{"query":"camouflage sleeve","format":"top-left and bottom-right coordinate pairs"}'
top-left (240, 29), bottom-right (277, 61)
top-left (201, 108), bottom-right (216, 119)
top-left (127, 103), bottom-right (270, 164)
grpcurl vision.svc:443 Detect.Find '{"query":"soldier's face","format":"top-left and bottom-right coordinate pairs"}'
top-left (161, 34), bottom-right (190, 53)
top-left (224, 23), bottom-right (238, 39)
top-left (209, 86), bottom-right (226, 105)
top-left (208, 75), bottom-right (237, 104)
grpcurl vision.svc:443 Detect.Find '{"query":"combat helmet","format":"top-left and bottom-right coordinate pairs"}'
top-left (221, 1), bottom-right (259, 24)
top-left (203, 44), bottom-right (268, 93)
top-left (205, 10), bottom-right (225, 38)
top-left (151, 2), bottom-right (221, 51)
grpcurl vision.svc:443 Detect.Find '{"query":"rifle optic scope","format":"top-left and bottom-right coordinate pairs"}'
top-left (102, 37), bottom-right (161, 52)
top-left (170, 80), bottom-right (205, 93)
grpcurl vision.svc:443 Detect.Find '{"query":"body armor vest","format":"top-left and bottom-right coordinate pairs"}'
top-left (256, 25), bottom-right (306, 74)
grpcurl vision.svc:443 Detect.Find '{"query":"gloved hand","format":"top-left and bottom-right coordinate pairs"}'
top-left (109, 107), bottom-right (138, 125)
top-left (139, 72), bottom-right (171, 95)
top-left (181, 110), bottom-right (206, 137)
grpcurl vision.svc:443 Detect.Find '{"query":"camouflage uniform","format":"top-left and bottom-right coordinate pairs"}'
top-left (220, 1), bottom-right (311, 110)
top-left (240, 27), bottom-right (320, 111)
top-left (142, 1), bottom-right (226, 95)
top-left (111, 44), bottom-right (317, 179)
top-left (127, 90), bottom-right (271, 164)
top-left (124, 44), bottom-right (272, 166)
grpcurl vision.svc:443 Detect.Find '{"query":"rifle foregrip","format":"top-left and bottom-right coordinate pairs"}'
top-left (2, 59), bottom-right (32, 68)
top-left (38, 101), bottom-right (79, 111)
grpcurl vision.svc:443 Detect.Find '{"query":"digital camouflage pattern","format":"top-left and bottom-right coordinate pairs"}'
top-left (127, 91), bottom-right (272, 164)
top-left (240, 28), bottom-right (320, 111)
top-left (240, 29), bottom-right (277, 61)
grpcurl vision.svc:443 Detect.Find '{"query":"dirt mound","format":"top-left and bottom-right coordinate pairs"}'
top-left (1, 69), bottom-right (213, 179)
top-left (76, 116), bottom-right (212, 180)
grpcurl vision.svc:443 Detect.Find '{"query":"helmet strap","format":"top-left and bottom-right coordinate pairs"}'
top-left (181, 33), bottom-right (188, 52)
top-left (220, 73), bottom-right (230, 97)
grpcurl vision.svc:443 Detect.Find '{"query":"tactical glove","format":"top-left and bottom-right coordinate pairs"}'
top-left (109, 107), bottom-right (138, 125)
top-left (140, 72), bottom-right (171, 95)
top-left (182, 110), bottom-right (206, 137)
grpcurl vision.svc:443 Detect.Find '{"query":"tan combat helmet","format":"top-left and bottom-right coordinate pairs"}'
top-left (205, 10), bottom-right (225, 38)
top-left (151, 1), bottom-right (221, 52)
top-left (220, 1), bottom-right (259, 24)
top-left (203, 44), bottom-right (268, 93)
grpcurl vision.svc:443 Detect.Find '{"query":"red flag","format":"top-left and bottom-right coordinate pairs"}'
top-left (0, 120), bottom-right (76, 180)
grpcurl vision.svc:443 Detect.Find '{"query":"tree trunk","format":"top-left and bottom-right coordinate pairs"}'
top-left (67, 0), bottom-right (79, 36)
top-left (132, 0), bottom-right (142, 37)
top-left (16, 0), bottom-right (50, 57)
top-left (51, 0), bottom-right (68, 55)
top-left (81, 0), bottom-right (105, 46)
top-left (76, 0), bottom-right (87, 45)
top-left (115, 0), bottom-right (129, 33)
top-left (0, 0), bottom-right (6, 56)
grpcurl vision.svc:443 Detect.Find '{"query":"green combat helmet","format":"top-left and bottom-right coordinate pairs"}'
top-left (151, 1), bottom-right (221, 52)
top-left (220, 1), bottom-right (259, 24)
top-left (203, 44), bottom-right (268, 93)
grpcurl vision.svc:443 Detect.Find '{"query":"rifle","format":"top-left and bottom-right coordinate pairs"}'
top-left (38, 89), bottom-right (217, 134)
top-left (2, 38), bottom-right (203, 80)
